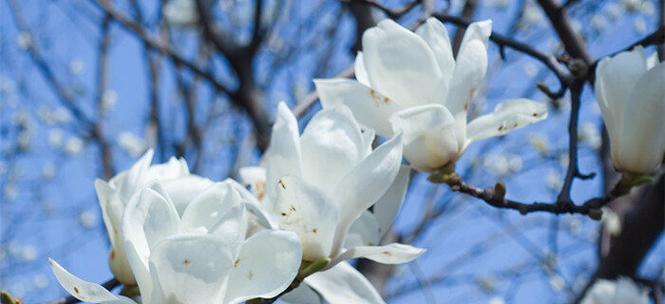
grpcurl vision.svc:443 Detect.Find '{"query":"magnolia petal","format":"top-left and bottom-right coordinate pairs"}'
top-left (181, 182), bottom-right (239, 232)
top-left (266, 103), bottom-right (303, 203)
top-left (646, 51), bottom-right (660, 69)
top-left (391, 105), bottom-right (460, 172)
top-left (122, 185), bottom-right (181, 273)
top-left (330, 133), bottom-right (403, 257)
top-left (143, 156), bottom-right (189, 182)
top-left (281, 284), bottom-right (324, 304)
top-left (306, 262), bottom-right (385, 304)
top-left (446, 20), bottom-right (492, 116)
top-left (346, 211), bottom-right (382, 249)
top-left (160, 175), bottom-right (214, 215)
top-left (94, 179), bottom-right (121, 250)
top-left (373, 165), bottom-right (410, 236)
top-left (116, 149), bottom-right (154, 201)
top-left (416, 17), bottom-right (455, 93)
top-left (354, 52), bottom-right (370, 86)
top-left (226, 178), bottom-right (277, 229)
top-left (614, 278), bottom-right (649, 304)
top-left (124, 241), bottom-right (154, 302)
top-left (466, 99), bottom-right (548, 143)
top-left (616, 61), bottom-right (665, 173)
top-left (300, 106), bottom-right (365, 193)
top-left (595, 47), bottom-right (648, 157)
top-left (333, 243), bottom-right (425, 265)
top-left (49, 258), bottom-right (133, 303)
top-left (224, 230), bottom-right (303, 304)
top-left (362, 19), bottom-right (444, 107)
top-left (149, 235), bottom-right (235, 304)
top-left (274, 175), bottom-right (339, 261)
top-left (314, 78), bottom-right (402, 136)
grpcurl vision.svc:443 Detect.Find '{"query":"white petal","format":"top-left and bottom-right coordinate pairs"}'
top-left (330, 133), bottom-right (403, 257)
top-left (160, 175), bottom-right (214, 215)
top-left (226, 178), bottom-right (277, 229)
top-left (314, 78), bottom-right (402, 136)
top-left (391, 105), bottom-right (460, 172)
top-left (266, 102), bottom-right (303, 204)
top-left (281, 284), bottom-right (324, 304)
top-left (122, 185), bottom-right (181, 278)
top-left (274, 175), bottom-right (339, 261)
top-left (94, 180), bottom-right (122, 250)
top-left (181, 182), bottom-right (238, 231)
top-left (224, 230), bottom-right (303, 303)
top-left (373, 165), bottom-right (410, 236)
top-left (616, 61), bottom-right (665, 173)
top-left (143, 156), bottom-right (189, 181)
top-left (466, 99), bottom-right (548, 143)
top-left (300, 105), bottom-right (365, 193)
top-left (49, 258), bottom-right (134, 303)
top-left (306, 262), bottom-right (385, 304)
top-left (362, 19), bottom-right (444, 107)
top-left (354, 52), bottom-right (370, 86)
top-left (333, 243), bottom-right (425, 265)
top-left (446, 20), bottom-right (492, 116)
top-left (614, 277), bottom-right (649, 304)
top-left (346, 211), bottom-right (382, 248)
top-left (416, 17), bottom-right (455, 93)
top-left (646, 51), bottom-right (660, 69)
top-left (116, 149), bottom-right (154, 201)
top-left (181, 183), bottom-right (247, 245)
top-left (595, 46), bottom-right (647, 159)
top-left (149, 234), bottom-right (235, 303)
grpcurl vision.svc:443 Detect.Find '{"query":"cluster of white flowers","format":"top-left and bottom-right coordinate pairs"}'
top-left (48, 17), bottom-right (664, 303)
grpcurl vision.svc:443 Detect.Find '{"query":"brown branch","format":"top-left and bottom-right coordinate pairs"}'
top-left (90, 0), bottom-right (233, 97)
top-left (429, 169), bottom-right (636, 218)
top-left (93, 14), bottom-right (114, 179)
top-left (451, 0), bottom-right (478, 55)
top-left (536, 0), bottom-right (592, 64)
top-left (343, 0), bottom-right (420, 20)
top-left (7, 0), bottom-right (94, 130)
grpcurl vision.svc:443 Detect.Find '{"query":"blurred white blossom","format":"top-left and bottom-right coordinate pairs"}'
top-left (546, 170), bottom-right (562, 191)
top-left (64, 137), bottom-right (84, 155)
top-left (16, 32), bottom-right (32, 49)
top-left (117, 132), bottom-right (148, 157)
top-left (78, 210), bottom-right (98, 229)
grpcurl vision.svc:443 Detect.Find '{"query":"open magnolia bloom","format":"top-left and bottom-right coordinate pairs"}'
top-left (315, 18), bottom-right (548, 172)
top-left (50, 180), bottom-right (302, 304)
top-left (581, 278), bottom-right (648, 304)
top-left (247, 102), bottom-right (423, 269)
top-left (240, 163), bottom-right (411, 304)
top-left (595, 47), bottom-right (665, 175)
top-left (94, 150), bottom-right (213, 285)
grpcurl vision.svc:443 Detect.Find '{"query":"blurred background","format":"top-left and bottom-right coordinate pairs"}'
top-left (0, 0), bottom-right (663, 303)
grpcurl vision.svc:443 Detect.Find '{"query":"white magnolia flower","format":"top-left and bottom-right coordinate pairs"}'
top-left (241, 143), bottom-right (411, 304)
top-left (51, 179), bottom-right (302, 304)
top-left (94, 150), bottom-right (214, 285)
top-left (595, 47), bottom-right (665, 174)
top-left (582, 278), bottom-right (648, 304)
top-left (254, 102), bottom-right (423, 269)
top-left (315, 18), bottom-right (547, 172)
